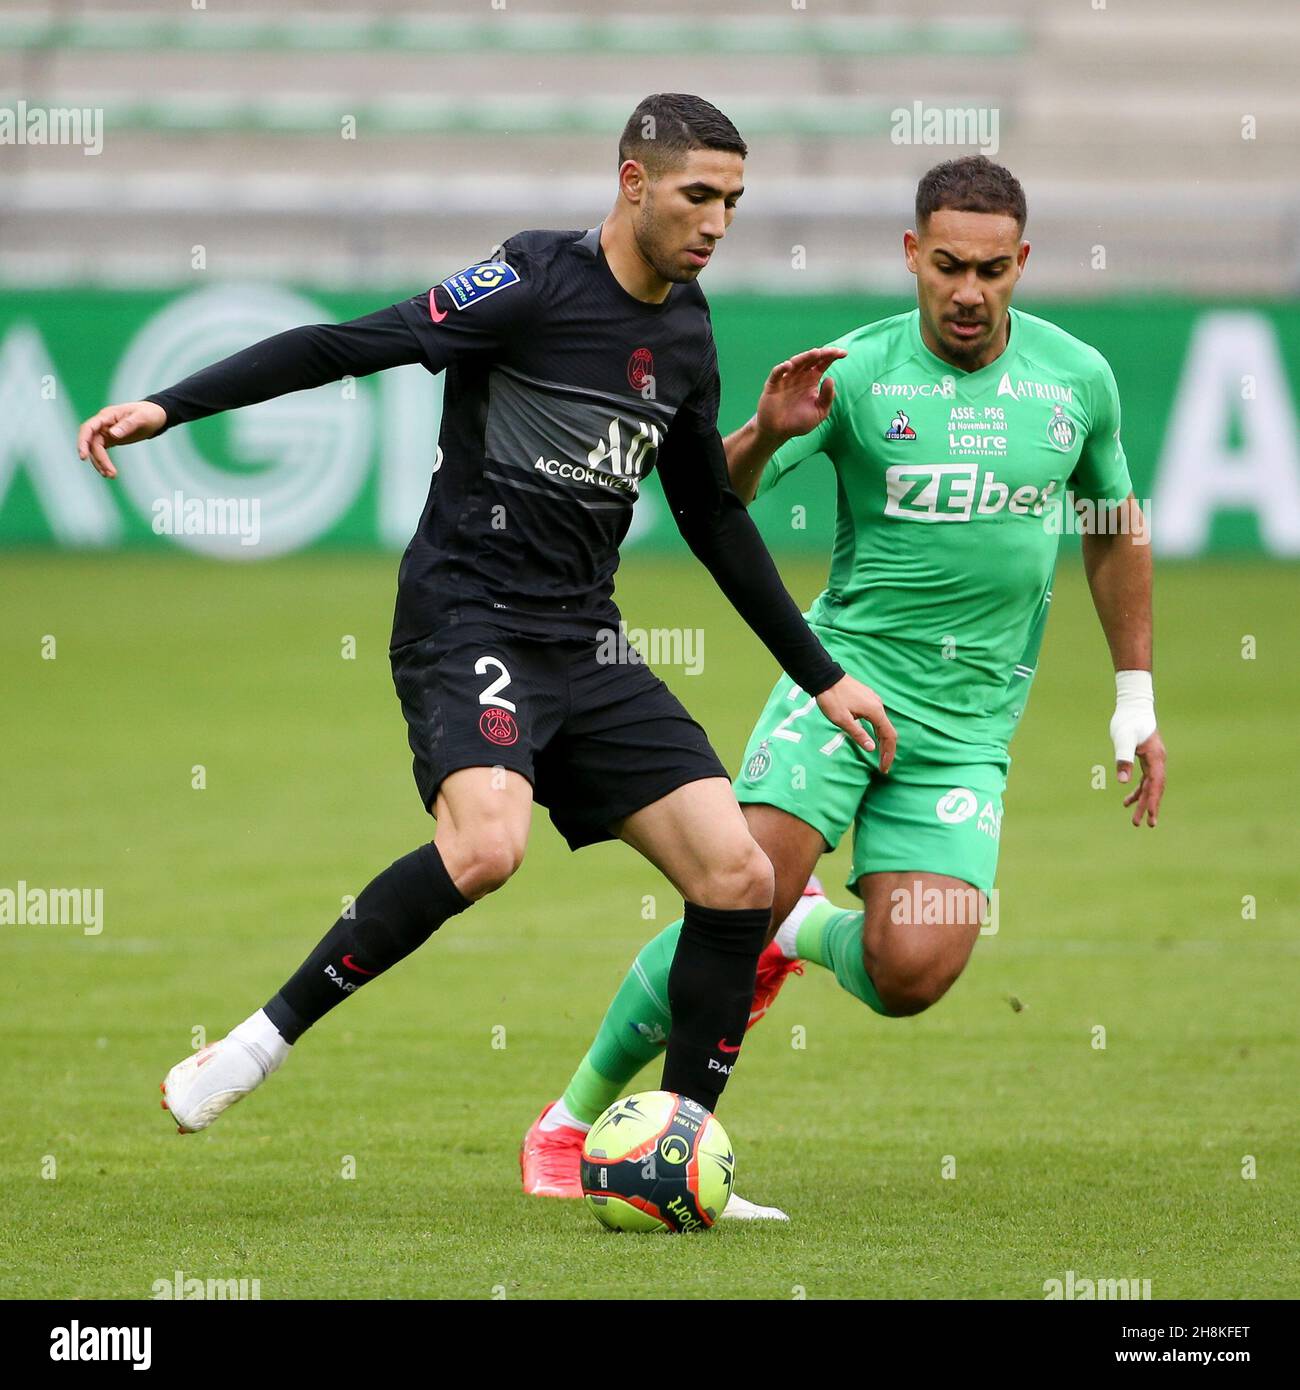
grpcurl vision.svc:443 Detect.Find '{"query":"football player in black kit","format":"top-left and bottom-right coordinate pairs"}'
top-left (78, 94), bottom-right (896, 1194)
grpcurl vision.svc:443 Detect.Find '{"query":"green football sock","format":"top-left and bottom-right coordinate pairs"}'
top-left (561, 919), bottom-right (681, 1125)
top-left (795, 900), bottom-right (892, 1016)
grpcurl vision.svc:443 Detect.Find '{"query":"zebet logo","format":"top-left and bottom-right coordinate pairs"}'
top-left (885, 464), bottom-right (1059, 522)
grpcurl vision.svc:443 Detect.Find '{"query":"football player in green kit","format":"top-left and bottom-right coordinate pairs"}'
top-left (523, 156), bottom-right (1168, 1219)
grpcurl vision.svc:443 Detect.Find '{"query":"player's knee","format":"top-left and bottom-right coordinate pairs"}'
top-left (440, 828), bottom-right (526, 899)
top-left (871, 948), bottom-right (963, 1017)
top-left (692, 838), bottom-right (774, 911)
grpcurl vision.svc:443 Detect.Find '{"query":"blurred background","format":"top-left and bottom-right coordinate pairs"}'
top-left (3, 1), bottom-right (1298, 1301)
top-left (2, 0), bottom-right (1299, 558)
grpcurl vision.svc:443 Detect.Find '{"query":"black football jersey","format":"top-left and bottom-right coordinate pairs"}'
top-left (145, 226), bottom-right (843, 695)
top-left (390, 227), bottom-right (721, 647)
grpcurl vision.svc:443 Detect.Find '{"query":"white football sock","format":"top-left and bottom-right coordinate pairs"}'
top-left (229, 1008), bottom-right (292, 1074)
top-left (774, 892), bottom-right (828, 960)
top-left (539, 1098), bottom-right (590, 1133)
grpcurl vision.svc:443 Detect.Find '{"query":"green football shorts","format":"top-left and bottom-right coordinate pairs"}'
top-left (734, 659), bottom-right (1010, 898)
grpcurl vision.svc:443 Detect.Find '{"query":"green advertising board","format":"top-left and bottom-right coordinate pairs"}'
top-left (3, 287), bottom-right (1298, 558)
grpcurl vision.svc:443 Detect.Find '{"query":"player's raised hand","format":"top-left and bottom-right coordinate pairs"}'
top-left (1119, 729), bottom-right (1166, 828)
top-left (754, 347), bottom-right (847, 441)
top-left (815, 673), bottom-right (897, 774)
top-left (77, 400), bottom-right (167, 478)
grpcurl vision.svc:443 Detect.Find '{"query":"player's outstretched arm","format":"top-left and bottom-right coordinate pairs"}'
top-left (1081, 492), bottom-right (1166, 827)
top-left (723, 347), bottom-right (845, 503)
top-left (75, 302), bottom-right (430, 477)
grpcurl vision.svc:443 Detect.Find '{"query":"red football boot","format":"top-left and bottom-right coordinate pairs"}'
top-left (519, 1101), bottom-right (585, 1198)
top-left (748, 943), bottom-right (804, 1030)
top-left (747, 874), bottom-right (823, 1030)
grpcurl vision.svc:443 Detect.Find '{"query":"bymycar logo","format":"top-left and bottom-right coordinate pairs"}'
top-left (872, 379), bottom-right (955, 399)
top-left (885, 464), bottom-right (1059, 522)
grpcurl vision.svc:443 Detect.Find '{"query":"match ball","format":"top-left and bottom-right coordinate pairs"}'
top-left (580, 1090), bottom-right (735, 1233)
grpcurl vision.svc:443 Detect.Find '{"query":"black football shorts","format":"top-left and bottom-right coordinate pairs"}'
top-left (389, 622), bottom-right (729, 849)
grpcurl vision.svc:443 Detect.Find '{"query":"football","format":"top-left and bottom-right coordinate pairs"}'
top-left (580, 1090), bottom-right (735, 1232)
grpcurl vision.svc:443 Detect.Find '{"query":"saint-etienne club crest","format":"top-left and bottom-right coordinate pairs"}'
top-left (1046, 404), bottom-right (1077, 452)
top-left (744, 740), bottom-right (772, 781)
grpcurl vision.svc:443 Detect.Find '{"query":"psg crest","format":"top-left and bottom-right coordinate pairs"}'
top-left (479, 707), bottom-right (519, 746)
top-left (627, 347), bottom-right (654, 392)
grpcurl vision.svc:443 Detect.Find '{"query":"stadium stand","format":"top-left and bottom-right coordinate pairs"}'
top-left (2, 0), bottom-right (1297, 292)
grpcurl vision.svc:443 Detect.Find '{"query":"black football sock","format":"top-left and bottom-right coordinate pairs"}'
top-left (263, 842), bottom-right (470, 1043)
top-left (660, 901), bottom-right (770, 1114)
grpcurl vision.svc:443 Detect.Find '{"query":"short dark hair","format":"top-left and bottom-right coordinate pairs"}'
top-left (618, 93), bottom-right (747, 175)
top-left (915, 156), bottom-right (1027, 233)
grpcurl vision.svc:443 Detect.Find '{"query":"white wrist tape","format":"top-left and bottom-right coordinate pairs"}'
top-left (1109, 669), bottom-right (1156, 764)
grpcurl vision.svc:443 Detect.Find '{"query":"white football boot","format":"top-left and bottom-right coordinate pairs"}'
top-left (160, 1033), bottom-right (279, 1133)
top-left (721, 1191), bottom-right (790, 1222)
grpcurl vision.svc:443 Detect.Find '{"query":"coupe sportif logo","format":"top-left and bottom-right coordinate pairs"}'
top-left (479, 707), bottom-right (519, 746)
top-left (658, 1135), bottom-right (691, 1165)
top-left (885, 409), bottom-right (917, 441)
top-left (1046, 404), bottom-right (1078, 452)
top-left (627, 347), bottom-right (654, 392)
top-left (935, 787), bottom-right (979, 824)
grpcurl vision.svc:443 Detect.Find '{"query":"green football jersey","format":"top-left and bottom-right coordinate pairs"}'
top-left (758, 306), bottom-right (1132, 751)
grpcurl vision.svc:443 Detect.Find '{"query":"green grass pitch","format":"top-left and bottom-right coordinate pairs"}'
top-left (1, 551), bottom-right (1296, 1299)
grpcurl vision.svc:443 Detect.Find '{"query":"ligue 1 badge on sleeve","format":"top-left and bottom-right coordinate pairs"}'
top-left (1046, 403), bottom-right (1077, 452)
top-left (439, 260), bottom-right (521, 311)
